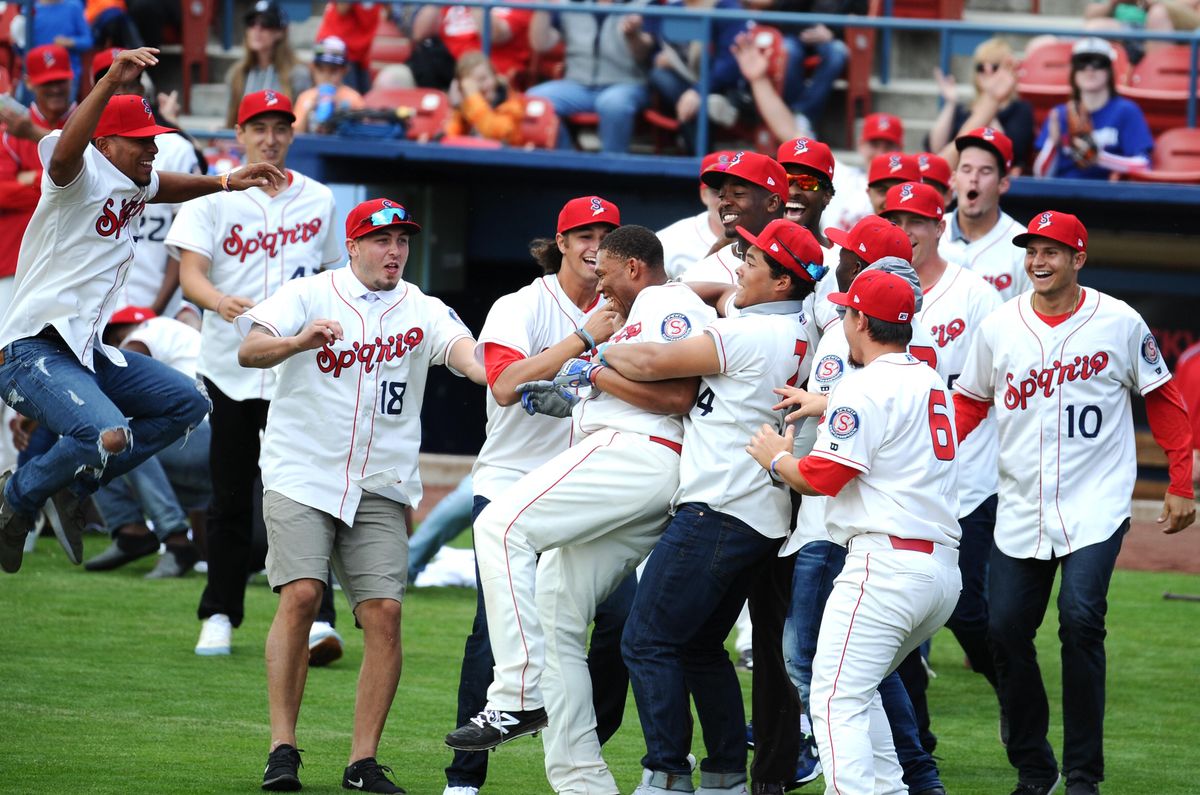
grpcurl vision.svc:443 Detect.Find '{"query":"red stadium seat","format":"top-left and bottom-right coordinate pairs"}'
top-left (362, 87), bottom-right (451, 142)
top-left (181, 0), bottom-right (213, 113)
top-left (1119, 45), bottom-right (1200, 136)
top-left (842, 0), bottom-right (881, 147)
top-left (0, 65), bottom-right (10, 96)
top-left (369, 35), bottom-right (413, 81)
top-left (1018, 40), bottom-right (1131, 130)
top-left (520, 96), bottom-right (560, 149)
top-left (891, 0), bottom-right (963, 19)
top-left (1129, 126), bottom-right (1200, 183)
top-left (441, 135), bottom-right (503, 149)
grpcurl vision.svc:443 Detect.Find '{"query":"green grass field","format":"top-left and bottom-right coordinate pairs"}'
top-left (1, 532), bottom-right (1197, 794)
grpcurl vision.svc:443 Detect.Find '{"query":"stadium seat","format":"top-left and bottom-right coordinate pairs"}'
top-left (889, 0), bottom-right (964, 19)
top-left (0, 65), bottom-right (10, 96)
top-left (180, 0), bottom-right (213, 114)
top-left (1018, 39), bottom-right (1131, 130)
top-left (1129, 126), bottom-right (1200, 183)
top-left (362, 87), bottom-right (451, 142)
top-left (520, 97), bottom-right (560, 149)
top-left (842, 0), bottom-right (881, 147)
top-left (369, 35), bottom-right (413, 80)
top-left (1119, 45), bottom-right (1200, 136)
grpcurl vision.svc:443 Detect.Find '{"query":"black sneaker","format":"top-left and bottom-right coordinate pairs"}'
top-left (0, 471), bottom-right (35, 574)
top-left (1066, 779), bottom-right (1099, 795)
top-left (262, 744), bottom-right (303, 791)
top-left (444, 707), bottom-right (549, 751)
top-left (342, 757), bottom-right (405, 793)
top-left (43, 487), bottom-right (85, 565)
top-left (1010, 773), bottom-right (1063, 795)
top-left (84, 532), bottom-right (160, 571)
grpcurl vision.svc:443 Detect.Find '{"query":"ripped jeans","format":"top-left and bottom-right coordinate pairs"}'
top-left (0, 333), bottom-right (211, 518)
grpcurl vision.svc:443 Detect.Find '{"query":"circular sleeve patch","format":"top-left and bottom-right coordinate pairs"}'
top-left (661, 313), bottom-right (693, 340)
top-left (828, 406), bottom-right (860, 439)
top-left (1141, 332), bottom-right (1160, 365)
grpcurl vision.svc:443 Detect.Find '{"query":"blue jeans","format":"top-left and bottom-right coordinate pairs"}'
top-left (91, 420), bottom-right (212, 541)
top-left (988, 520), bottom-right (1129, 787)
top-left (622, 503), bottom-right (780, 779)
top-left (945, 494), bottom-right (999, 689)
top-left (526, 79), bottom-right (649, 153)
top-left (0, 334), bottom-right (210, 517)
top-left (407, 474), bottom-right (473, 582)
top-left (784, 539), bottom-right (942, 792)
top-left (782, 37), bottom-right (848, 125)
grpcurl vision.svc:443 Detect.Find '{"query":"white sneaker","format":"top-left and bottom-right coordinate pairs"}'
top-left (444, 787), bottom-right (480, 795)
top-left (307, 620), bottom-right (343, 667)
top-left (195, 613), bottom-right (232, 656)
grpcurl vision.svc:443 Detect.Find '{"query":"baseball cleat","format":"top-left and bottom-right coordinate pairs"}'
top-left (444, 707), bottom-right (548, 751)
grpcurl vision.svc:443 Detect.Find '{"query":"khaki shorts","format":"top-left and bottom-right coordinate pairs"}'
top-left (263, 490), bottom-right (409, 610)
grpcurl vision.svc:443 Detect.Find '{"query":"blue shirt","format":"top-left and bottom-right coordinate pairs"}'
top-left (1035, 95), bottom-right (1153, 179)
top-left (31, 1), bottom-right (93, 82)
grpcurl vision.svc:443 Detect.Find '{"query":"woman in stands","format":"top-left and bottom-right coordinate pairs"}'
top-left (223, 0), bottom-right (311, 127)
top-left (1033, 36), bottom-right (1153, 179)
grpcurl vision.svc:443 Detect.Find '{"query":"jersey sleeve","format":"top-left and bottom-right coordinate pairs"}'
top-left (236, 277), bottom-right (311, 338)
top-left (319, 193), bottom-right (342, 267)
top-left (423, 295), bottom-right (474, 369)
top-left (477, 291), bottom-right (537, 356)
top-left (1126, 313), bottom-right (1172, 395)
top-left (809, 378), bottom-right (884, 473)
top-left (953, 315), bottom-right (997, 401)
top-left (646, 288), bottom-right (717, 343)
top-left (165, 196), bottom-right (216, 259)
top-left (36, 130), bottom-right (97, 199)
top-left (703, 316), bottom-right (759, 375)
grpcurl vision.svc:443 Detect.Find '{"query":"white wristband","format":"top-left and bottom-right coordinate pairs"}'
top-left (769, 451), bottom-right (790, 483)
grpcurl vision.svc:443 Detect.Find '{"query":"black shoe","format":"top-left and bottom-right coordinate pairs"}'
top-left (144, 544), bottom-right (199, 579)
top-left (913, 789), bottom-right (947, 795)
top-left (445, 707), bottom-right (549, 751)
top-left (84, 532), bottom-right (160, 571)
top-left (342, 757), bottom-right (405, 793)
top-left (262, 744), bottom-right (303, 791)
top-left (999, 703), bottom-right (1010, 747)
top-left (1066, 779), bottom-right (1099, 795)
top-left (1010, 773), bottom-right (1063, 795)
top-left (737, 648), bottom-right (754, 670)
top-left (0, 471), bottom-right (35, 574)
top-left (752, 783), bottom-right (785, 794)
top-left (43, 487), bottom-right (85, 564)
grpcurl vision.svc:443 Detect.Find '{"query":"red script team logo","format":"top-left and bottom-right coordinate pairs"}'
top-left (317, 328), bottom-right (425, 378)
top-left (95, 197), bottom-right (147, 239)
top-left (222, 219), bottom-right (324, 262)
top-left (1003, 352), bottom-right (1110, 410)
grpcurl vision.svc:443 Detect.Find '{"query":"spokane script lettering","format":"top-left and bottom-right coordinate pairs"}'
top-left (316, 328), bottom-right (425, 378)
top-left (95, 197), bottom-right (148, 239)
top-left (1003, 352), bottom-right (1109, 410)
top-left (222, 219), bottom-right (323, 262)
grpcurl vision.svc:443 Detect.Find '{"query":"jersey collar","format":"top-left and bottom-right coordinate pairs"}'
top-left (336, 263), bottom-right (403, 305)
top-left (737, 299), bottom-right (807, 317)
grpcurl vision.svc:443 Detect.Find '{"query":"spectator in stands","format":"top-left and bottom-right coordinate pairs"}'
top-left (825, 111), bottom-right (903, 231)
top-left (443, 50), bottom-right (532, 146)
top-left (86, 0), bottom-right (142, 49)
top-left (28, 0), bottom-right (93, 99)
top-left (413, 3), bottom-right (535, 88)
top-left (292, 36), bottom-right (365, 134)
top-left (1033, 37), bottom-right (1152, 179)
top-left (84, 307), bottom-right (208, 578)
top-left (526, 0), bottom-right (659, 154)
top-left (314, 2), bottom-right (383, 93)
top-left (657, 150), bottom-right (732, 279)
top-left (929, 38), bottom-right (1034, 173)
top-left (1083, 0), bottom-right (1150, 60)
top-left (223, 0), bottom-right (312, 129)
top-left (645, 0), bottom-right (748, 155)
top-left (1144, 0), bottom-right (1200, 41)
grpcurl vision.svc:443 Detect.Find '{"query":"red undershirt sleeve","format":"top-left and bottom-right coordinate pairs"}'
top-left (483, 342), bottom-right (525, 389)
top-left (1145, 381), bottom-right (1195, 499)
top-left (952, 392), bottom-right (990, 443)
top-left (796, 455), bottom-right (860, 497)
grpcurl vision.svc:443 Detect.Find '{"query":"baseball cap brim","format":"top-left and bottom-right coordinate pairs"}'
top-left (239, 108), bottom-right (297, 125)
top-left (824, 227), bottom-right (852, 249)
top-left (955, 137), bottom-right (1008, 174)
top-left (96, 123), bottom-right (177, 139)
top-left (827, 290), bottom-right (852, 308)
top-left (29, 68), bottom-right (73, 86)
top-left (1011, 231), bottom-right (1081, 251)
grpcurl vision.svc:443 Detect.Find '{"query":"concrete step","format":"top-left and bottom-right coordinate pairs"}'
top-left (967, 0), bottom-right (1087, 15)
top-left (189, 83), bottom-right (231, 120)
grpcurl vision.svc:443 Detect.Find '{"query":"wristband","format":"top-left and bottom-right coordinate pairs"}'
top-left (595, 342), bottom-right (611, 367)
top-left (220, 171), bottom-right (233, 192)
top-left (769, 451), bottom-right (790, 483)
top-left (574, 328), bottom-right (596, 352)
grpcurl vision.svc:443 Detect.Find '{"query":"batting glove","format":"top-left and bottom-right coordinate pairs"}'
top-left (553, 358), bottom-right (605, 390)
top-left (516, 380), bottom-right (579, 418)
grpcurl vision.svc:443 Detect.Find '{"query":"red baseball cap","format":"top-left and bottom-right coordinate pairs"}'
top-left (701, 150), bottom-right (788, 202)
top-left (345, 198), bottom-right (421, 240)
top-left (700, 150), bottom-right (737, 177)
top-left (736, 219), bottom-right (828, 283)
top-left (868, 153), bottom-right (920, 186)
top-left (237, 89), bottom-right (296, 126)
top-left (1012, 210), bottom-right (1088, 252)
top-left (917, 152), bottom-right (951, 191)
top-left (93, 95), bottom-right (175, 138)
top-left (109, 306), bottom-right (156, 325)
top-left (557, 196), bottom-right (620, 234)
top-left (91, 47), bottom-right (122, 79)
top-left (955, 126), bottom-right (1014, 174)
top-left (26, 45), bottom-right (73, 86)
top-left (861, 113), bottom-right (903, 145)
top-left (777, 137), bottom-right (835, 180)
top-left (829, 268), bottom-right (916, 323)
top-left (826, 215), bottom-right (913, 264)
top-left (882, 182), bottom-right (944, 220)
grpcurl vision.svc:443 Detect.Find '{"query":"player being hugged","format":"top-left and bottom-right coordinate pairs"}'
top-left (747, 269), bottom-right (963, 795)
top-left (237, 198), bottom-right (484, 793)
top-left (0, 47), bottom-right (283, 574)
top-left (953, 211), bottom-right (1195, 795)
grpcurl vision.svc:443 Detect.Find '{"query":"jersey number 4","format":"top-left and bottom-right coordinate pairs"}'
top-left (927, 390), bottom-right (956, 461)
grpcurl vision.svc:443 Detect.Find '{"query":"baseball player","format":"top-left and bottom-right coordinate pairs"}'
top-left (605, 218), bottom-right (822, 795)
top-left (749, 268), bottom-right (962, 795)
top-left (917, 152), bottom-right (952, 204)
top-left (937, 127), bottom-right (1031, 301)
top-left (784, 217), bottom-right (950, 795)
top-left (446, 195), bottom-right (628, 795)
top-left (680, 151), bottom-right (788, 284)
top-left (953, 211), bottom-right (1195, 795)
top-left (881, 181), bottom-right (1004, 734)
top-left (657, 151), bottom-right (733, 279)
top-left (825, 112), bottom-right (904, 232)
top-left (446, 226), bottom-right (715, 795)
top-left (168, 89), bottom-right (343, 659)
top-left (0, 47), bottom-right (281, 575)
top-left (237, 197), bottom-right (483, 793)
top-left (865, 152), bottom-right (920, 216)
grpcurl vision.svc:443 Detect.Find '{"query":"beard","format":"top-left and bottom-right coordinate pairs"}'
top-left (847, 352), bottom-right (864, 369)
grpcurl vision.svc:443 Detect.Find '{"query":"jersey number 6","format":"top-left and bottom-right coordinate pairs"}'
top-left (927, 390), bottom-right (955, 461)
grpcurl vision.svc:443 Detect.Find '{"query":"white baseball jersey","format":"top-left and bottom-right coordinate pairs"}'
top-left (471, 273), bottom-right (603, 501)
top-left (658, 210), bottom-right (719, 281)
top-left (787, 313), bottom-right (947, 553)
top-left (166, 170), bottom-right (340, 401)
top-left (823, 161), bottom-right (873, 233)
top-left (954, 289), bottom-right (1170, 559)
top-left (677, 301), bottom-right (815, 537)
top-left (680, 241), bottom-right (740, 284)
top-left (939, 209), bottom-right (1032, 301)
top-left (806, 244), bottom-right (842, 334)
top-left (917, 261), bottom-right (1002, 516)
top-left (574, 282), bottom-right (716, 444)
top-left (811, 351), bottom-right (961, 546)
top-left (237, 266), bottom-right (473, 522)
top-left (0, 130), bottom-right (159, 369)
top-left (122, 315), bottom-right (201, 376)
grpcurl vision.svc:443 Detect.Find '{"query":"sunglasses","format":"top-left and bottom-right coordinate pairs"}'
top-left (773, 236), bottom-right (829, 283)
top-left (974, 62), bottom-right (1001, 74)
top-left (368, 206), bottom-right (411, 227)
top-left (1072, 55), bottom-right (1110, 70)
top-left (786, 173), bottom-right (830, 192)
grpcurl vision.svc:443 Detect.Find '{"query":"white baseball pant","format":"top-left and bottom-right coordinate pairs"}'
top-left (810, 534), bottom-right (961, 795)
top-left (474, 429), bottom-right (680, 793)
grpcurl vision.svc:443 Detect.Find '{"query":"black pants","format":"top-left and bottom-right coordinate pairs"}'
top-left (196, 379), bottom-right (334, 627)
top-left (748, 549), bottom-right (802, 786)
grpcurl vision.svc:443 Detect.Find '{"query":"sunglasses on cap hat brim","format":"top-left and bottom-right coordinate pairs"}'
top-left (770, 236), bottom-right (829, 283)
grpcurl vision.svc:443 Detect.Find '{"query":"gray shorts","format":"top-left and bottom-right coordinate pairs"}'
top-left (263, 490), bottom-right (409, 611)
